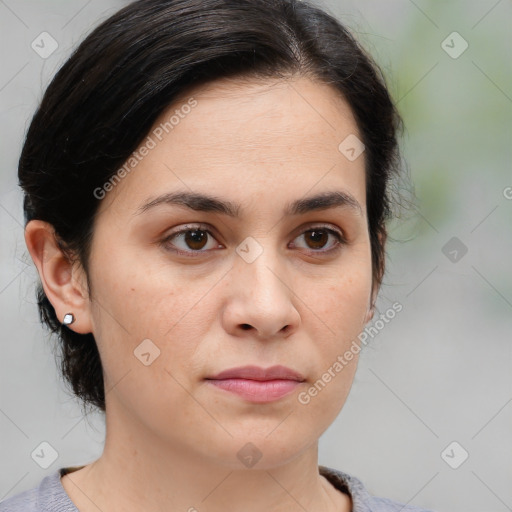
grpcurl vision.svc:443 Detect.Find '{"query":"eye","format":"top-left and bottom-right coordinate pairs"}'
top-left (290, 226), bottom-right (345, 254)
top-left (161, 224), bottom-right (222, 256)
top-left (160, 223), bottom-right (345, 258)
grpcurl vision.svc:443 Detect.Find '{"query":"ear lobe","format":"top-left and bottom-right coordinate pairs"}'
top-left (365, 229), bottom-right (386, 324)
top-left (24, 220), bottom-right (93, 334)
top-left (365, 277), bottom-right (379, 324)
top-left (365, 278), bottom-right (380, 324)
top-left (364, 305), bottom-right (375, 324)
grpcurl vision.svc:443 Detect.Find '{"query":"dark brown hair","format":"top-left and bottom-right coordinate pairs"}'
top-left (19, 0), bottom-right (402, 413)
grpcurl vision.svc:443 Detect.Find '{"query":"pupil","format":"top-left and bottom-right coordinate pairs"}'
top-left (308, 230), bottom-right (327, 249)
top-left (182, 229), bottom-right (329, 251)
top-left (185, 230), bottom-right (207, 250)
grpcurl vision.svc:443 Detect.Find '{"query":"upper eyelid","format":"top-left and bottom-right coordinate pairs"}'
top-left (166, 222), bottom-right (344, 239)
top-left (290, 225), bottom-right (345, 243)
top-left (163, 223), bottom-right (345, 249)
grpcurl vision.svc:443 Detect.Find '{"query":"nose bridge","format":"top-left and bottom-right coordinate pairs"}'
top-left (235, 237), bottom-right (288, 301)
top-left (226, 236), bottom-right (299, 338)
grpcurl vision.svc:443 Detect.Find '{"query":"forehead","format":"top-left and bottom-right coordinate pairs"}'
top-left (97, 75), bottom-right (366, 216)
top-left (167, 75), bottom-right (360, 154)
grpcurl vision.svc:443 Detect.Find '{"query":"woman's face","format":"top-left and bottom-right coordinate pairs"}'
top-left (85, 76), bottom-right (374, 468)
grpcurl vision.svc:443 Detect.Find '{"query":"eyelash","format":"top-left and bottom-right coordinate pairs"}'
top-left (160, 223), bottom-right (346, 258)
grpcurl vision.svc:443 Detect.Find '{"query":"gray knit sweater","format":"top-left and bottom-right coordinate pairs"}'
top-left (0, 465), bottom-right (435, 511)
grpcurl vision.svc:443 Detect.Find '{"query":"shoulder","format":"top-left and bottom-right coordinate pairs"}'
top-left (0, 468), bottom-right (77, 512)
top-left (0, 488), bottom-right (39, 512)
top-left (0, 485), bottom-right (39, 512)
top-left (0, 487), bottom-right (41, 512)
top-left (319, 465), bottom-right (437, 512)
top-left (371, 496), bottom-right (437, 511)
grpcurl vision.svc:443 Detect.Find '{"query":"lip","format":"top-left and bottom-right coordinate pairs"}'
top-left (205, 365), bottom-right (305, 403)
top-left (207, 365), bottom-right (305, 382)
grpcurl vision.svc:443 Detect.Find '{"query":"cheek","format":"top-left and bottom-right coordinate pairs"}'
top-left (305, 259), bottom-right (373, 341)
top-left (294, 258), bottom-right (372, 405)
top-left (87, 251), bottom-right (216, 380)
top-left (89, 240), bottom-right (181, 332)
top-left (293, 276), bottom-right (368, 430)
top-left (87, 262), bottom-right (206, 425)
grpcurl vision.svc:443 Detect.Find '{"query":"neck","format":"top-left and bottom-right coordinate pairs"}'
top-left (61, 401), bottom-right (351, 512)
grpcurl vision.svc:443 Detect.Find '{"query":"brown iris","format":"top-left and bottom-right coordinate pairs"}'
top-left (184, 230), bottom-right (208, 250)
top-left (181, 228), bottom-right (332, 252)
top-left (304, 229), bottom-right (329, 249)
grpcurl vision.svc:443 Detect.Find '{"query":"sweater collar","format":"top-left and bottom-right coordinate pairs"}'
top-left (319, 465), bottom-right (375, 511)
top-left (52, 465), bottom-right (375, 512)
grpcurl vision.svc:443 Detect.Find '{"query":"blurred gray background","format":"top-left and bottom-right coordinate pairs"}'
top-left (1, 1), bottom-right (511, 511)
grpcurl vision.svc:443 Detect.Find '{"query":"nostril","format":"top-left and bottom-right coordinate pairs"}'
top-left (240, 324), bottom-right (252, 330)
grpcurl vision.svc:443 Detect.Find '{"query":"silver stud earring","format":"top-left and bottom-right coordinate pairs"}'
top-left (63, 313), bottom-right (76, 326)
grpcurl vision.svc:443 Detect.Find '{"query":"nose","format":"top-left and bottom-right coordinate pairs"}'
top-left (221, 243), bottom-right (301, 340)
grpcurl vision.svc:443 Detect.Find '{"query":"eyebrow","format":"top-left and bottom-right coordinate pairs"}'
top-left (136, 190), bottom-right (363, 217)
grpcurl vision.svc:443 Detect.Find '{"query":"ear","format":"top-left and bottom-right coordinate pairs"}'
top-left (364, 229), bottom-right (387, 324)
top-left (364, 296), bottom-right (376, 324)
top-left (24, 220), bottom-right (93, 334)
